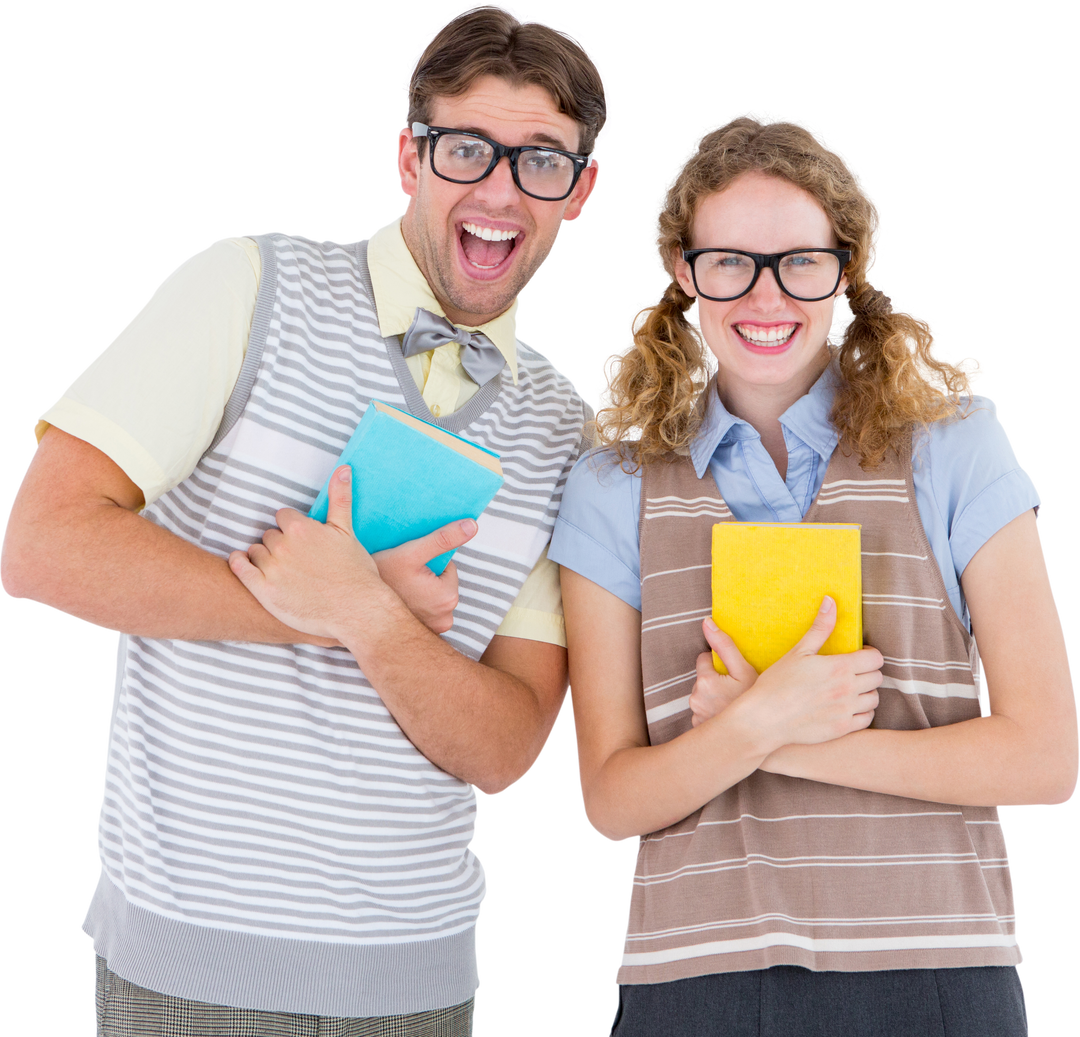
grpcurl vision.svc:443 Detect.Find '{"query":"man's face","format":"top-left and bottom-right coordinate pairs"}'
top-left (398, 74), bottom-right (597, 326)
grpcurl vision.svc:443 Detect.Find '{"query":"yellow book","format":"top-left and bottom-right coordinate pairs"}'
top-left (711, 523), bottom-right (862, 674)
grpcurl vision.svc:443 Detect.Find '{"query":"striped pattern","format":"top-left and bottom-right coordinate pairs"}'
top-left (87, 234), bottom-right (587, 1015)
top-left (643, 494), bottom-right (733, 522)
top-left (816, 477), bottom-right (909, 507)
top-left (624, 428), bottom-right (1018, 984)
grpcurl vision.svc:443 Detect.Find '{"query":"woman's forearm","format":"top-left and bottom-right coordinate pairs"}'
top-left (762, 712), bottom-right (1076, 805)
top-left (763, 513), bottom-right (1077, 807)
top-left (582, 709), bottom-right (770, 840)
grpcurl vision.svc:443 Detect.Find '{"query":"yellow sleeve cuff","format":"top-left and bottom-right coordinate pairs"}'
top-left (489, 544), bottom-right (565, 644)
top-left (494, 606), bottom-right (567, 648)
top-left (39, 398), bottom-right (168, 504)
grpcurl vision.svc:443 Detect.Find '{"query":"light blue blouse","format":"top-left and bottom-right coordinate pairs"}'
top-left (549, 365), bottom-right (1039, 630)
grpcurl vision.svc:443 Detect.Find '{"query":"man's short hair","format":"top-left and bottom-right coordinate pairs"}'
top-left (408, 6), bottom-right (606, 156)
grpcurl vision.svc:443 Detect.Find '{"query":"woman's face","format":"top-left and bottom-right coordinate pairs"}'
top-left (674, 172), bottom-right (846, 406)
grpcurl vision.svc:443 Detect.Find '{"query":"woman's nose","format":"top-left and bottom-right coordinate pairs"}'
top-left (746, 266), bottom-right (785, 310)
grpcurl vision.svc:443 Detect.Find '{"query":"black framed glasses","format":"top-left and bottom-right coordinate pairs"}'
top-left (682, 248), bottom-right (852, 302)
top-left (412, 123), bottom-right (589, 201)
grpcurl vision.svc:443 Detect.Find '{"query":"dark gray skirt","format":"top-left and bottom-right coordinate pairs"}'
top-left (612, 966), bottom-right (1026, 1037)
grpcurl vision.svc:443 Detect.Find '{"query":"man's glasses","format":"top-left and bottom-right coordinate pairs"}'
top-left (412, 123), bottom-right (589, 202)
top-left (682, 248), bottom-right (851, 302)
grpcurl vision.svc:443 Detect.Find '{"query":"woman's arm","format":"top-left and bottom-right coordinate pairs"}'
top-left (563, 568), bottom-right (882, 840)
top-left (760, 510), bottom-right (1078, 804)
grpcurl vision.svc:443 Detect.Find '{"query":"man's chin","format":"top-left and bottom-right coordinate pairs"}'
top-left (444, 257), bottom-right (531, 323)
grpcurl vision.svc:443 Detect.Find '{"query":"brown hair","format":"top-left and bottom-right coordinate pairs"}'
top-left (408, 7), bottom-right (606, 156)
top-left (596, 118), bottom-right (970, 469)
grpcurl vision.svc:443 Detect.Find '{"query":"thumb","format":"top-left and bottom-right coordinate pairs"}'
top-left (325, 465), bottom-right (356, 536)
top-left (409, 517), bottom-right (478, 569)
top-left (790, 596), bottom-right (837, 657)
top-left (703, 619), bottom-right (757, 682)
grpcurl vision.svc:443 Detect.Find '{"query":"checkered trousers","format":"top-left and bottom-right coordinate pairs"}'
top-left (96, 958), bottom-right (474, 1037)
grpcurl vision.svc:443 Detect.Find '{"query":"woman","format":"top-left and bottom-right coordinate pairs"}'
top-left (547, 119), bottom-right (1076, 1036)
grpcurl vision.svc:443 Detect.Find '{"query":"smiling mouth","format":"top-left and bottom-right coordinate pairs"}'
top-left (734, 322), bottom-right (798, 347)
top-left (460, 222), bottom-right (521, 270)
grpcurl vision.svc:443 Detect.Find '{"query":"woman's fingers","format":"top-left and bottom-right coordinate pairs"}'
top-left (789, 596), bottom-right (838, 658)
top-left (689, 621), bottom-right (760, 726)
top-left (743, 622), bottom-right (885, 747)
top-left (703, 618), bottom-right (757, 683)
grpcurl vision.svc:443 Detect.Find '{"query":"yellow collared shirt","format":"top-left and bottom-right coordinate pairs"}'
top-left (367, 219), bottom-right (518, 415)
top-left (37, 224), bottom-right (565, 646)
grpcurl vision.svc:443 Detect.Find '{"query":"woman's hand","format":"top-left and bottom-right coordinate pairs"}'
top-left (689, 619), bottom-right (759, 726)
top-left (725, 597), bottom-right (883, 749)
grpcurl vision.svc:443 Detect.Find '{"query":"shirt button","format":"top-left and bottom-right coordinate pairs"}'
top-left (431, 404), bottom-right (442, 417)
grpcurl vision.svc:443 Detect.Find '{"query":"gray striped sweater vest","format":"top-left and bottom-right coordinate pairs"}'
top-left (628, 433), bottom-right (1017, 984)
top-left (83, 234), bottom-right (588, 1016)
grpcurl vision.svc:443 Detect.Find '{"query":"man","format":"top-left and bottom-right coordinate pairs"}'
top-left (2, 8), bottom-right (603, 1034)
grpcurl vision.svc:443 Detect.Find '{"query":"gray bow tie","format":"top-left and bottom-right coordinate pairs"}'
top-left (400, 308), bottom-right (507, 386)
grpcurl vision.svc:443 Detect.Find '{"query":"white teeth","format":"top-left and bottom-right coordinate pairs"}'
top-left (735, 323), bottom-right (797, 345)
top-left (462, 222), bottom-right (520, 242)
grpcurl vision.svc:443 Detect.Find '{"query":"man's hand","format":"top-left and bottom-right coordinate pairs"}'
top-left (688, 619), bottom-right (759, 726)
top-left (229, 465), bottom-right (478, 638)
top-left (373, 520), bottom-right (477, 635)
top-left (228, 465), bottom-right (376, 638)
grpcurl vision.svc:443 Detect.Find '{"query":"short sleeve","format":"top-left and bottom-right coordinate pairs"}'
top-left (493, 545), bottom-right (566, 646)
top-left (548, 448), bottom-right (644, 610)
top-left (914, 398), bottom-right (1040, 591)
top-left (38, 238), bottom-right (262, 504)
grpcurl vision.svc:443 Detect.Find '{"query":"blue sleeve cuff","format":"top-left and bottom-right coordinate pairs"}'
top-left (951, 467), bottom-right (1041, 576)
top-left (549, 516), bottom-right (642, 611)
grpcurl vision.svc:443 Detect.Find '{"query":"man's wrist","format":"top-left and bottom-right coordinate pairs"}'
top-left (336, 578), bottom-right (426, 670)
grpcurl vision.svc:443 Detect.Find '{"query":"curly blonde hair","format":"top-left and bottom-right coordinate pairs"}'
top-left (595, 118), bottom-right (970, 468)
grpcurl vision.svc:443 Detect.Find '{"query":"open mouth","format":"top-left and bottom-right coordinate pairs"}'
top-left (459, 221), bottom-right (521, 272)
top-left (734, 322), bottom-right (798, 348)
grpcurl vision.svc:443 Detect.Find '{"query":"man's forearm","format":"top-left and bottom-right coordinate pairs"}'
top-left (6, 501), bottom-right (331, 644)
top-left (343, 593), bottom-right (567, 793)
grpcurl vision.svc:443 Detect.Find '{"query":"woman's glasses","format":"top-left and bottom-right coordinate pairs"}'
top-left (682, 248), bottom-right (851, 302)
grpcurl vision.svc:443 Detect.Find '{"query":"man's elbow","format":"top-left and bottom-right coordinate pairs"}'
top-left (471, 752), bottom-right (537, 795)
top-left (475, 734), bottom-right (557, 799)
top-left (1, 530), bottom-right (44, 601)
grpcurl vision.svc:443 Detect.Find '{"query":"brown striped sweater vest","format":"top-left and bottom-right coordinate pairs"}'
top-left (627, 432), bottom-right (1018, 983)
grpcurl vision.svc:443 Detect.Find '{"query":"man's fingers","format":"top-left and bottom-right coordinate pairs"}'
top-left (703, 619), bottom-right (757, 682)
top-left (228, 549), bottom-right (264, 591)
top-left (790, 596), bottom-right (838, 657)
top-left (402, 518), bottom-right (478, 569)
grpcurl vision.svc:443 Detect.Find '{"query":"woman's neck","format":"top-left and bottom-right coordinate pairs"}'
top-left (716, 348), bottom-right (831, 481)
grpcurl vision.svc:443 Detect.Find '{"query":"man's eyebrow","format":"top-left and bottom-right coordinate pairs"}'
top-left (457, 126), bottom-right (576, 151)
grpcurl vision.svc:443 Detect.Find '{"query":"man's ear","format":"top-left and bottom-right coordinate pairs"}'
top-left (398, 127), bottom-right (420, 198)
top-left (561, 160), bottom-right (598, 222)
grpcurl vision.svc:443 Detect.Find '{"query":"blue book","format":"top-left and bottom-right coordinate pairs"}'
top-left (309, 401), bottom-right (504, 575)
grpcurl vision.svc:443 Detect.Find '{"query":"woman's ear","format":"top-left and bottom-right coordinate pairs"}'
top-left (673, 249), bottom-right (698, 299)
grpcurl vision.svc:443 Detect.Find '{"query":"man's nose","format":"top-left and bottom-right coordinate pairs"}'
top-left (471, 156), bottom-right (522, 206)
